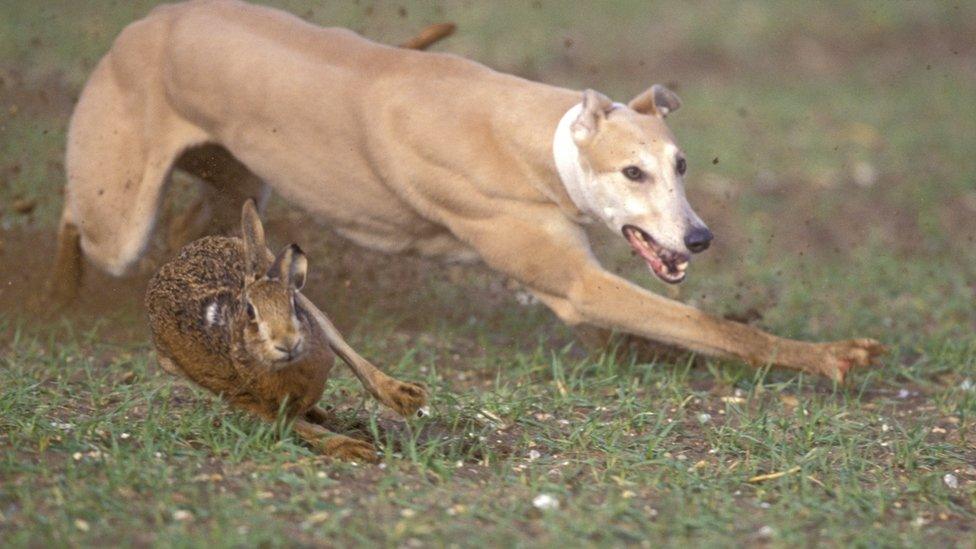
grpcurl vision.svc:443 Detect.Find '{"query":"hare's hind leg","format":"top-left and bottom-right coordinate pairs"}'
top-left (155, 353), bottom-right (186, 377)
top-left (305, 405), bottom-right (376, 440)
top-left (292, 418), bottom-right (378, 463)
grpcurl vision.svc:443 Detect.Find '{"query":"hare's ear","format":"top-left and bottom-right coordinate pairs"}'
top-left (241, 199), bottom-right (269, 280)
top-left (269, 244), bottom-right (307, 290)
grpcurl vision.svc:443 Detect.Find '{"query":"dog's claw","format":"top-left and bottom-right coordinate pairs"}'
top-left (817, 338), bottom-right (886, 382)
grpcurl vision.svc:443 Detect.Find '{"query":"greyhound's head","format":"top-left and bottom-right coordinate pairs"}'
top-left (553, 85), bottom-right (712, 284)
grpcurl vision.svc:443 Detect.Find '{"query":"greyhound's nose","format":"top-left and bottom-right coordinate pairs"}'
top-left (684, 226), bottom-right (713, 253)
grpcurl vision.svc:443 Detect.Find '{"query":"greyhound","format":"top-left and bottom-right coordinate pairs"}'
top-left (50, 0), bottom-right (884, 381)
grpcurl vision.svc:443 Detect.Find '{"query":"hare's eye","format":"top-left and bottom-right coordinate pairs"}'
top-left (245, 301), bottom-right (257, 321)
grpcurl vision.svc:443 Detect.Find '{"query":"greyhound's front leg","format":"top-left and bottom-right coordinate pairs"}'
top-left (450, 211), bottom-right (883, 381)
top-left (535, 266), bottom-right (884, 382)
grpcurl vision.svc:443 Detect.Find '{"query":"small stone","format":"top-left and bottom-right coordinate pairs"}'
top-left (307, 511), bottom-right (330, 524)
top-left (943, 473), bottom-right (959, 489)
top-left (532, 493), bottom-right (559, 511)
top-left (852, 161), bottom-right (877, 187)
top-left (897, 389), bottom-right (911, 399)
top-left (757, 525), bottom-right (774, 538)
top-left (74, 519), bottom-right (90, 532)
top-left (527, 449), bottom-right (542, 461)
top-left (400, 508), bottom-right (416, 518)
top-left (960, 378), bottom-right (974, 391)
top-left (697, 413), bottom-right (712, 424)
top-left (173, 510), bottom-right (193, 522)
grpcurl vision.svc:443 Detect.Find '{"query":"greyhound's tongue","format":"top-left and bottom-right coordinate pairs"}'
top-left (624, 228), bottom-right (686, 284)
top-left (625, 229), bottom-right (665, 274)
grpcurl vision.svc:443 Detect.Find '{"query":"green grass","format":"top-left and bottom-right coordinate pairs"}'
top-left (2, 1), bottom-right (975, 546)
top-left (2, 322), bottom-right (974, 546)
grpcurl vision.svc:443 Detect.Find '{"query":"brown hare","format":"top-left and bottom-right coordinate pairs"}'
top-left (145, 200), bottom-right (428, 462)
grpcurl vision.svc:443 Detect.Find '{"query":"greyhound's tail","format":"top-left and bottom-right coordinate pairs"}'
top-left (399, 22), bottom-right (456, 50)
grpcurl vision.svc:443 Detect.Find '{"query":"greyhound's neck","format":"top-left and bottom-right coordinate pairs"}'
top-left (551, 103), bottom-right (594, 223)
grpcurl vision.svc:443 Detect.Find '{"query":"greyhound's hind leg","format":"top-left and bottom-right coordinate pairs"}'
top-left (168, 144), bottom-right (269, 251)
top-left (50, 56), bottom-right (208, 298)
top-left (49, 214), bottom-right (82, 303)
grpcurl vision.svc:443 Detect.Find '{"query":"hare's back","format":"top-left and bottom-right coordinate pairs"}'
top-left (145, 236), bottom-right (245, 363)
top-left (163, 236), bottom-right (247, 291)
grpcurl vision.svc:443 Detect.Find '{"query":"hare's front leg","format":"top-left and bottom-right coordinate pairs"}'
top-left (297, 294), bottom-right (429, 417)
top-left (292, 418), bottom-right (378, 463)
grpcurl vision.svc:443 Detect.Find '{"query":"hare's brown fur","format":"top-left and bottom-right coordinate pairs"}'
top-left (146, 236), bottom-right (331, 420)
top-left (145, 201), bottom-right (428, 462)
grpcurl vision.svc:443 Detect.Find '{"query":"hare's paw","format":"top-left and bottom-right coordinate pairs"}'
top-left (380, 380), bottom-right (429, 418)
top-left (815, 338), bottom-right (886, 382)
top-left (320, 435), bottom-right (379, 463)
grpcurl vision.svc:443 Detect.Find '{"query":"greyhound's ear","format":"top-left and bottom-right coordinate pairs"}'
top-left (571, 89), bottom-right (615, 146)
top-left (628, 84), bottom-right (682, 117)
top-left (241, 199), bottom-right (270, 280)
top-left (268, 244), bottom-right (307, 290)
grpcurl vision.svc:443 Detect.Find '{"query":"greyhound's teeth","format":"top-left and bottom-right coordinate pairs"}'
top-left (676, 261), bottom-right (688, 271)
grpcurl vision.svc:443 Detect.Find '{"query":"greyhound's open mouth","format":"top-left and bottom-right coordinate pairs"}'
top-left (622, 225), bottom-right (689, 284)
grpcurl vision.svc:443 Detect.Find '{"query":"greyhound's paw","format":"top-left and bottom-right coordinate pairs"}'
top-left (817, 338), bottom-right (886, 382)
top-left (381, 380), bottom-right (429, 418)
top-left (319, 435), bottom-right (379, 463)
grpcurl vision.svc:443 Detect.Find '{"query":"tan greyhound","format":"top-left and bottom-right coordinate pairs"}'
top-left (50, 0), bottom-right (884, 381)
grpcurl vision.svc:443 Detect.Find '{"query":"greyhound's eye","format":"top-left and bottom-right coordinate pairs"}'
top-left (245, 301), bottom-right (257, 321)
top-left (676, 157), bottom-right (687, 175)
top-left (621, 165), bottom-right (646, 182)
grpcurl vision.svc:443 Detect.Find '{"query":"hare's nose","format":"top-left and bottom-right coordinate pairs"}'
top-left (275, 338), bottom-right (303, 357)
